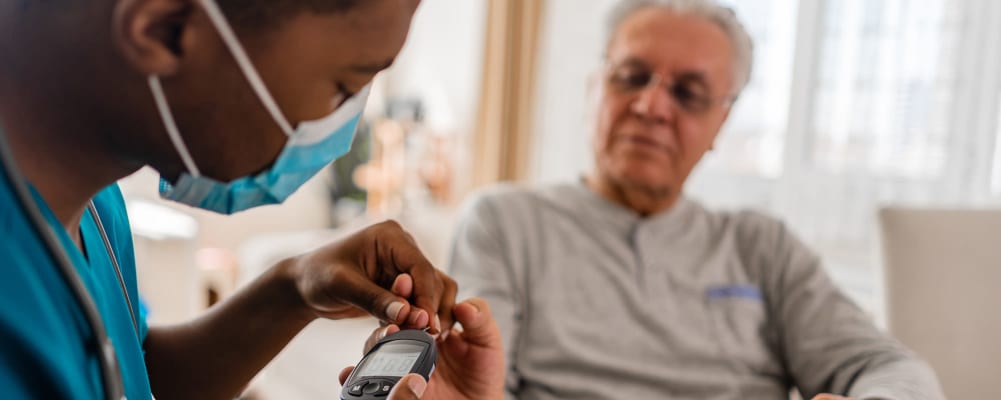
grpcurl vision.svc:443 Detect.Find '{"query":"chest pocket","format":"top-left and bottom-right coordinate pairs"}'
top-left (706, 285), bottom-right (780, 372)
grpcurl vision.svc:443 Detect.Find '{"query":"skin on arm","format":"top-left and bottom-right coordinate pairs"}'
top-left (143, 221), bottom-right (458, 400)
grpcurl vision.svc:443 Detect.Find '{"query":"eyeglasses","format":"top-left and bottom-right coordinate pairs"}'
top-left (605, 60), bottom-right (734, 115)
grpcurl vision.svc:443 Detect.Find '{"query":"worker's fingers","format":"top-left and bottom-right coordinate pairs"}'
top-left (338, 366), bottom-right (355, 385)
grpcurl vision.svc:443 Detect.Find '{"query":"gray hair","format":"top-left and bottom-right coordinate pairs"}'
top-left (605, 0), bottom-right (755, 94)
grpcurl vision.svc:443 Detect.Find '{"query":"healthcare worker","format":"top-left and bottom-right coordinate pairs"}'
top-left (0, 0), bottom-right (504, 399)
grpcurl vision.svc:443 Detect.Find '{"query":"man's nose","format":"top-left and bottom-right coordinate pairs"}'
top-left (629, 83), bottom-right (675, 124)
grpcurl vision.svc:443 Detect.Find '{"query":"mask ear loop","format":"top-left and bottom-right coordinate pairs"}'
top-left (149, 76), bottom-right (202, 177)
top-left (197, 0), bottom-right (296, 137)
top-left (149, 0), bottom-right (295, 179)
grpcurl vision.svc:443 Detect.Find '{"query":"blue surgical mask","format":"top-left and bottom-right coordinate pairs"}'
top-left (148, 0), bottom-right (372, 215)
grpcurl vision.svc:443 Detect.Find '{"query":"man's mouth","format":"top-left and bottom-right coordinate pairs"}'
top-left (618, 135), bottom-right (674, 156)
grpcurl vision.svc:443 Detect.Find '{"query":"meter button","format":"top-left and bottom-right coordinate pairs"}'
top-left (374, 381), bottom-right (394, 396)
top-left (363, 381), bottom-right (382, 394)
top-left (348, 381), bottom-right (366, 396)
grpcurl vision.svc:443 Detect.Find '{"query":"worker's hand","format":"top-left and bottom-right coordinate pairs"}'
top-left (339, 297), bottom-right (506, 400)
top-left (812, 395), bottom-right (853, 400)
top-left (286, 220), bottom-right (457, 335)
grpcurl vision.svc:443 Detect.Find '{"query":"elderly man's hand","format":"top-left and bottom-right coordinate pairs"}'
top-left (340, 276), bottom-right (505, 400)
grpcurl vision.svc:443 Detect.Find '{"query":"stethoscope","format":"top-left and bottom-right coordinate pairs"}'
top-left (1, 123), bottom-right (134, 400)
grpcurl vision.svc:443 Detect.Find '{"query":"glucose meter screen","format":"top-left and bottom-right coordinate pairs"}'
top-left (357, 341), bottom-right (425, 378)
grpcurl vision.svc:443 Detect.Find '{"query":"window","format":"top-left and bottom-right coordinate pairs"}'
top-left (993, 102), bottom-right (1001, 195)
top-left (708, 0), bottom-right (799, 177)
top-left (685, 0), bottom-right (1001, 312)
top-left (808, 0), bottom-right (962, 179)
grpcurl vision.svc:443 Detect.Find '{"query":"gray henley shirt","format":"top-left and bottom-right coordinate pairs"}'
top-left (449, 183), bottom-right (943, 400)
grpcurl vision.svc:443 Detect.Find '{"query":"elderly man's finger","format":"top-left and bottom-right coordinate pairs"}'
top-left (452, 298), bottom-right (500, 348)
top-left (446, 296), bottom-right (504, 356)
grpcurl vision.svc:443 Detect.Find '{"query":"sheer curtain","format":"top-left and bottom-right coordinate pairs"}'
top-left (689, 0), bottom-right (1001, 316)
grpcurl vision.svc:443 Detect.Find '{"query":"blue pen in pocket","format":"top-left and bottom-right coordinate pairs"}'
top-left (706, 284), bottom-right (763, 301)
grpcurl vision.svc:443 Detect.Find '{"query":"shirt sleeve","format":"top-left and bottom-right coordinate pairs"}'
top-left (757, 217), bottom-right (945, 400)
top-left (447, 192), bottom-right (524, 399)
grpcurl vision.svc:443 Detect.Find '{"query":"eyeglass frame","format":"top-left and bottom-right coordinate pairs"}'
top-left (602, 58), bottom-right (737, 116)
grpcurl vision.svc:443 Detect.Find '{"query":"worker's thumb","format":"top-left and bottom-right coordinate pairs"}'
top-left (387, 374), bottom-right (427, 400)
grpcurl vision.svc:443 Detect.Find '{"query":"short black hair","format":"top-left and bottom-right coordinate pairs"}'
top-left (217, 0), bottom-right (363, 26)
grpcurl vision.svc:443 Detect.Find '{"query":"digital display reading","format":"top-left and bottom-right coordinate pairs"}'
top-left (356, 341), bottom-right (425, 378)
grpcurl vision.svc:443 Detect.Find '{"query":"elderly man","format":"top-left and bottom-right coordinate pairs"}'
top-left (449, 0), bottom-right (944, 399)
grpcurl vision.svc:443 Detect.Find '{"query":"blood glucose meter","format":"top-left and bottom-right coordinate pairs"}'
top-left (341, 329), bottom-right (437, 399)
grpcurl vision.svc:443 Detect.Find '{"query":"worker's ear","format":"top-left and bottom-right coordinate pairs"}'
top-left (111, 0), bottom-right (197, 77)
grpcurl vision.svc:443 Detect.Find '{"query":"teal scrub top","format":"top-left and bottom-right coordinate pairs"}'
top-left (0, 163), bottom-right (152, 399)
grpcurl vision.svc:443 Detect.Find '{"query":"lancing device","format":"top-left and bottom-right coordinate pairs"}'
top-left (341, 329), bottom-right (437, 399)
